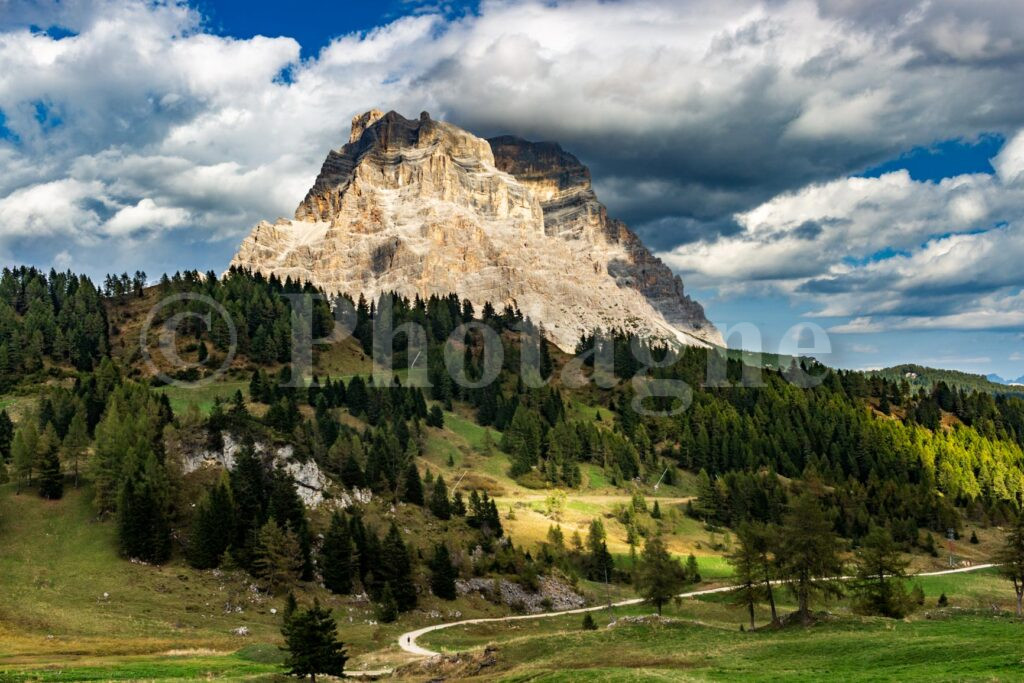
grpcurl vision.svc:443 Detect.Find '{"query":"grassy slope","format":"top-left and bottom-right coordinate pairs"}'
top-left (3, 310), bottom-right (1017, 679)
top-left (417, 569), bottom-right (1021, 681)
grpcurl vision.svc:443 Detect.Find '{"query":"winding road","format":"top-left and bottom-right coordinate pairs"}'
top-left (396, 563), bottom-right (997, 658)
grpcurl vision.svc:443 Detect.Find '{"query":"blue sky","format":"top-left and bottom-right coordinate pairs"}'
top-left (0, 0), bottom-right (1023, 379)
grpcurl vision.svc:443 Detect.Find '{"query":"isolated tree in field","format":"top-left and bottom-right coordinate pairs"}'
top-left (728, 522), bottom-right (765, 629)
top-left (429, 543), bottom-right (457, 600)
top-left (187, 474), bottom-right (235, 569)
top-left (36, 424), bottom-right (63, 500)
top-left (281, 599), bottom-right (347, 682)
top-left (320, 511), bottom-right (354, 595)
top-left (635, 535), bottom-right (687, 615)
top-left (253, 520), bottom-right (303, 594)
top-left (852, 526), bottom-right (911, 618)
top-left (996, 512), bottom-right (1024, 616)
top-left (777, 493), bottom-right (844, 624)
top-left (11, 420), bottom-right (39, 493)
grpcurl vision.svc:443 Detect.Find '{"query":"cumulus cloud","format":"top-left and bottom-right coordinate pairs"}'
top-left (665, 129), bottom-right (1024, 332)
top-left (1, 0), bottom-right (1024, 294)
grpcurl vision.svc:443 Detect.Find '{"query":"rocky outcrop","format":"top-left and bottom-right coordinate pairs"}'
top-left (230, 110), bottom-right (721, 351)
top-left (456, 576), bottom-right (585, 613)
top-left (181, 433), bottom-right (328, 507)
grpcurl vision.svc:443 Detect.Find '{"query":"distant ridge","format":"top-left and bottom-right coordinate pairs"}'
top-left (870, 364), bottom-right (1024, 396)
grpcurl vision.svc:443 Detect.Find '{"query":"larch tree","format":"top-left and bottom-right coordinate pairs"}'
top-left (728, 523), bottom-right (764, 630)
top-left (634, 535), bottom-right (687, 616)
top-left (776, 493), bottom-right (844, 625)
top-left (36, 424), bottom-right (63, 500)
top-left (253, 520), bottom-right (303, 595)
top-left (996, 512), bottom-right (1024, 617)
top-left (852, 526), bottom-right (911, 618)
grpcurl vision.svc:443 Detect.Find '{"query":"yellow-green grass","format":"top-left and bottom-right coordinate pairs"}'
top-left (419, 612), bottom-right (1024, 681)
top-left (0, 484), bottom-right (539, 676)
top-left (418, 569), bottom-right (1021, 681)
top-left (153, 380), bottom-right (249, 415)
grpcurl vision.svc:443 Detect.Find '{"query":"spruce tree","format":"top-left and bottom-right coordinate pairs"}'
top-left (229, 446), bottom-right (267, 569)
top-left (429, 544), bottom-right (457, 600)
top-left (376, 582), bottom-right (398, 623)
top-left (281, 599), bottom-right (347, 682)
top-left (117, 447), bottom-right (172, 564)
top-left (37, 425), bottom-right (63, 500)
top-left (401, 462), bottom-right (424, 505)
top-left (429, 475), bottom-right (451, 520)
top-left (0, 409), bottom-right (13, 462)
top-left (320, 512), bottom-right (354, 595)
top-left (187, 475), bottom-right (235, 569)
top-left (379, 523), bottom-right (417, 612)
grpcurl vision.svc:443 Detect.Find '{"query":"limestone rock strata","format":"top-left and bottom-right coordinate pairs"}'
top-left (230, 110), bottom-right (722, 351)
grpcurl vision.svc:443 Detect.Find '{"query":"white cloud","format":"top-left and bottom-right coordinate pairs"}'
top-left (666, 128), bottom-right (1024, 332)
top-left (1, 0), bottom-right (1024, 286)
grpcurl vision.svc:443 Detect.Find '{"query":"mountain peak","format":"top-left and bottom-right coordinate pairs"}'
top-left (232, 109), bottom-right (721, 350)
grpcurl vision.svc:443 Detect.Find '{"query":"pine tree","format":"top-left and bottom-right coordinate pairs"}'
top-left (429, 544), bottom-right (457, 600)
top-left (581, 612), bottom-right (597, 630)
top-left (429, 475), bottom-right (451, 520)
top-left (36, 424), bottom-right (63, 500)
top-left (320, 512), bottom-right (354, 595)
top-left (281, 599), bottom-right (347, 682)
top-left (635, 535), bottom-right (687, 615)
top-left (651, 500), bottom-right (662, 519)
top-left (401, 462), bottom-right (424, 505)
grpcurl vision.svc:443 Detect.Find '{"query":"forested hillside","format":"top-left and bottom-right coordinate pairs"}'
top-left (1, 266), bottom-right (1023, 677)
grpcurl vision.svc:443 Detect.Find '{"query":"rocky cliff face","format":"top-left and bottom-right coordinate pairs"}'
top-left (230, 109), bottom-right (721, 350)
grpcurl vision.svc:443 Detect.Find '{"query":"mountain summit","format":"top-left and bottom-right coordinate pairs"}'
top-left (230, 109), bottom-right (721, 350)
